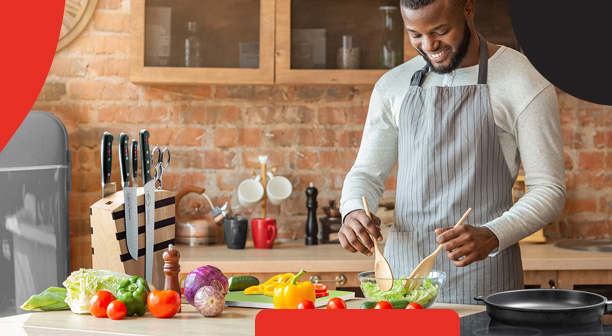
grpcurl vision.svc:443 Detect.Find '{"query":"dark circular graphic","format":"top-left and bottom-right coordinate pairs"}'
top-left (509, 1), bottom-right (612, 106)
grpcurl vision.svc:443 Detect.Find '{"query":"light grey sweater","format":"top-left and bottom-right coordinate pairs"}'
top-left (340, 46), bottom-right (566, 253)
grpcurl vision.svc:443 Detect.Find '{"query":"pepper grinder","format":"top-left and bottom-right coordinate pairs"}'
top-left (305, 182), bottom-right (318, 245)
top-left (163, 244), bottom-right (181, 312)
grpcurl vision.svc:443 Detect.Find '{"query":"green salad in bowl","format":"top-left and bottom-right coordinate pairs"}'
top-left (357, 270), bottom-right (446, 309)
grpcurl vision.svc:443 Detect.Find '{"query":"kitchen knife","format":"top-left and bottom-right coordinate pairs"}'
top-left (101, 132), bottom-right (116, 198)
top-left (119, 133), bottom-right (138, 261)
top-left (140, 129), bottom-right (155, 283)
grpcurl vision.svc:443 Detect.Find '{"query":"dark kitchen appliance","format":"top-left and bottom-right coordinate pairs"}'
top-left (461, 310), bottom-right (612, 335)
top-left (0, 111), bottom-right (71, 317)
top-left (320, 200), bottom-right (341, 244)
top-left (475, 289), bottom-right (612, 327)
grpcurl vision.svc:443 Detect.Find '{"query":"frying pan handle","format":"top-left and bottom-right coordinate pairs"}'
top-left (474, 296), bottom-right (484, 302)
top-left (605, 301), bottom-right (612, 314)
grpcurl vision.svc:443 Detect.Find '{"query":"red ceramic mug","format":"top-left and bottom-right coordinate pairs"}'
top-left (252, 218), bottom-right (277, 249)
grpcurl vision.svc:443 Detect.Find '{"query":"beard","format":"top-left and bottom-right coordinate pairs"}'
top-left (419, 20), bottom-right (472, 74)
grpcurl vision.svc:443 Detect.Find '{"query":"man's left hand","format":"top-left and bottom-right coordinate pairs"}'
top-left (435, 225), bottom-right (499, 267)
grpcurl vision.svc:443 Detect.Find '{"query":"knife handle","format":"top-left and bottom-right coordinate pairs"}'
top-left (101, 132), bottom-right (114, 186)
top-left (139, 129), bottom-right (152, 184)
top-left (118, 133), bottom-right (130, 188)
top-left (131, 139), bottom-right (138, 187)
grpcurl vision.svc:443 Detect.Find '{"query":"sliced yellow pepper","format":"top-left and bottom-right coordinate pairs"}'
top-left (244, 273), bottom-right (296, 295)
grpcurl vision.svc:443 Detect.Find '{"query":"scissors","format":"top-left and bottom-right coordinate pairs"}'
top-left (151, 145), bottom-right (171, 190)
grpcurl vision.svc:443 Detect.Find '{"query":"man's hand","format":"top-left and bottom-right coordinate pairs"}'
top-left (338, 210), bottom-right (382, 256)
top-left (435, 225), bottom-right (499, 267)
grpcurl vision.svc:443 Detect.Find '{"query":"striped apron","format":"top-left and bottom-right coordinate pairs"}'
top-left (384, 34), bottom-right (524, 305)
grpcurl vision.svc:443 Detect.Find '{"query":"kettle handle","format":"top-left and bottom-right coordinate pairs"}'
top-left (175, 185), bottom-right (206, 217)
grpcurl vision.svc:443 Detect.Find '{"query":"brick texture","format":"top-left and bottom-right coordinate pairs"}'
top-left (35, 1), bottom-right (609, 271)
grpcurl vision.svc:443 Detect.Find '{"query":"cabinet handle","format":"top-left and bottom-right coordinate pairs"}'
top-left (309, 275), bottom-right (347, 286)
top-left (549, 279), bottom-right (556, 289)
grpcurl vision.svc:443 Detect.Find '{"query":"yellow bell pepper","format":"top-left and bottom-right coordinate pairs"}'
top-left (273, 269), bottom-right (315, 309)
top-left (244, 273), bottom-right (296, 295)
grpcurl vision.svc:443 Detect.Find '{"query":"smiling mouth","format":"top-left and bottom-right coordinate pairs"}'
top-left (427, 49), bottom-right (449, 63)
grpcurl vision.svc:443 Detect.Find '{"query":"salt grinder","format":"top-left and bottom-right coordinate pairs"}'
top-left (163, 244), bottom-right (181, 312)
top-left (305, 182), bottom-right (318, 245)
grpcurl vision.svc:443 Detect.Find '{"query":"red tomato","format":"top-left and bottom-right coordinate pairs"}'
top-left (296, 300), bottom-right (315, 309)
top-left (107, 300), bottom-right (127, 320)
top-left (314, 283), bottom-right (328, 293)
top-left (406, 302), bottom-right (423, 309)
top-left (89, 291), bottom-right (116, 318)
top-left (326, 297), bottom-right (347, 309)
top-left (374, 301), bottom-right (393, 309)
top-left (147, 290), bottom-right (182, 318)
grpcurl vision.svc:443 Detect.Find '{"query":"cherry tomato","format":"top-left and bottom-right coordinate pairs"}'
top-left (107, 300), bottom-right (127, 320)
top-left (297, 299), bottom-right (315, 309)
top-left (374, 301), bottom-right (394, 309)
top-left (406, 302), bottom-right (423, 309)
top-left (326, 297), bottom-right (347, 309)
top-left (314, 283), bottom-right (328, 293)
top-left (89, 290), bottom-right (116, 318)
top-left (147, 290), bottom-right (182, 318)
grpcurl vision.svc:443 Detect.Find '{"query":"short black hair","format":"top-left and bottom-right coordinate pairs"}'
top-left (400, 0), bottom-right (466, 10)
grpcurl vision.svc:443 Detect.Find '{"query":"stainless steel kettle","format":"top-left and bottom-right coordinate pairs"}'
top-left (175, 186), bottom-right (228, 246)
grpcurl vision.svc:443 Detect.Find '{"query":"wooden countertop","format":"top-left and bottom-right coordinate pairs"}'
top-left (0, 300), bottom-right (485, 336)
top-left (178, 240), bottom-right (612, 274)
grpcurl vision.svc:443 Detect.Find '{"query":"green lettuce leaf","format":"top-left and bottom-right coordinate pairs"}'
top-left (20, 287), bottom-right (69, 311)
top-left (362, 277), bottom-right (440, 308)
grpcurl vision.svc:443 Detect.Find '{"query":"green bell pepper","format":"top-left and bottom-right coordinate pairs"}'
top-left (116, 276), bottom-right (150, 317)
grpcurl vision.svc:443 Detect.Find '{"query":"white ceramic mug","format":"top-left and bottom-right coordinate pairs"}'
top-left (237, 178), bottom-right (264, 208)
top-left (266, 176), bottom-right (293, 205)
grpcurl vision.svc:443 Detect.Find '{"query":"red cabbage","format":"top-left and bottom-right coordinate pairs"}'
top-left (184, 265), bottom-right (229, 306)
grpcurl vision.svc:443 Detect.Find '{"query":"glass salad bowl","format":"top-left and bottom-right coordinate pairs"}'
top-left (357, 270), bottom-right (446, 309)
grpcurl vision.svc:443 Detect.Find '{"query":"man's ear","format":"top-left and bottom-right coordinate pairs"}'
top-left (464, 0), bottom-right (475, 20)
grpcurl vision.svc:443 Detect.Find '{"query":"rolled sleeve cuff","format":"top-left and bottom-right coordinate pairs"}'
top-left (483, 223), bottom-right (504, 257)
top-left (340, 198), bottom-right (366, 224)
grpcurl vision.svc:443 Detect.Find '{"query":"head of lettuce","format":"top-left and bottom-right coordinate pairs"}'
top-left (62, 269), bottom-right (131, 314)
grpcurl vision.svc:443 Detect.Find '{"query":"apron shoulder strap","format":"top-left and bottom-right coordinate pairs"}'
top-left (477, 33), bottom-right (489, 85)
top-left (410, 64), bottom-right (429, 87)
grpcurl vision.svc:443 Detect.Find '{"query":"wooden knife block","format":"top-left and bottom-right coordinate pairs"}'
top-left (90, 188), bottom-right (176, 290)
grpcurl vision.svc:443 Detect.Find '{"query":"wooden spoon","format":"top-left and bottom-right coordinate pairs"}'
top-left (362, 196), bottom-right (394, 292)
top-left (406, 208), bottom-right (472, 291)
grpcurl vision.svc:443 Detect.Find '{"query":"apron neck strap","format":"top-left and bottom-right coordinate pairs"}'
top-left (476, 33), bottom-right (488, 85)
top-left (410, 33), bottom-right (489, 87)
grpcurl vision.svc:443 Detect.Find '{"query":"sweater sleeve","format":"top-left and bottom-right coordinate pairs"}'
top-left (340, 85), bottom-right (399, 221)
top-left (483, 84), bottom-right (567, 253)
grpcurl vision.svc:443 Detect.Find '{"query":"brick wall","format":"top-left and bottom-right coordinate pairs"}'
top-left (33, 1), bottom-right (609, 270)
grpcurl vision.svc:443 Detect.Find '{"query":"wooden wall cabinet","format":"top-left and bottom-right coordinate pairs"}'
top-left (130, 0), bottom-right (518, 85)
top-left (130, 0), bottom-right (275, 84)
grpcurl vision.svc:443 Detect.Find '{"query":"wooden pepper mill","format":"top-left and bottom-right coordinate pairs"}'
top-left (305, 182), bottom-right (319, 245)
top-left (163, 244), bottom-right (181, 312)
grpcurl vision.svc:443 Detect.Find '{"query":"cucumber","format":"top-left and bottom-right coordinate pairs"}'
top-left (360, 300), bottom-right (409, 309)
top-left (360, 301), bottom-right (378, 309)
top-left (228, 275), bottom-right (260, 291)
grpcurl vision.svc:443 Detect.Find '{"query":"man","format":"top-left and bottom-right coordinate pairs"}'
top-left (339, 0), bottom-right (566, 304)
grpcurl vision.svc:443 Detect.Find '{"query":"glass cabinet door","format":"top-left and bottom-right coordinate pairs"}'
top-left (275, 0), bottom-right (416, 85)
top-left (130, 0), bottom-right (275, 84)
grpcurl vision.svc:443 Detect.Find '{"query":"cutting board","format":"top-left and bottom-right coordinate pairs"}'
top-left (225, 290), bottom-right (355, 309)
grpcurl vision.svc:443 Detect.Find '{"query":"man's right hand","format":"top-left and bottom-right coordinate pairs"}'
top-left (338, 209), bottom-right (383, 256)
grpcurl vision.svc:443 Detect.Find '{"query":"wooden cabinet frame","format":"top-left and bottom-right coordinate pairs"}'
top-left (130, 0), bottom-right (276, 84)
top-left (275, 0), bottom-right (397, 85)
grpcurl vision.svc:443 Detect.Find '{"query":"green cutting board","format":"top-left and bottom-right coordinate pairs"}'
top-left (225, 290), bottom-right (355, 309)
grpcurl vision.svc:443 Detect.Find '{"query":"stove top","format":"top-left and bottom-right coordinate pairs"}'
top-left (460, 312), bottom-right (612, 336)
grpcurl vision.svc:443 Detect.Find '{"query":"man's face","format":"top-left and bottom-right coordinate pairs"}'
top-left (401, 0), bottom-right (472, 74)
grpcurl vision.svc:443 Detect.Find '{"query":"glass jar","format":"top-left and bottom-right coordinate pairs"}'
top-left (337, 35), bottom-right (360, 69)
top-left (377, 6), bottom-right (403, 69)
top-left (185, 21), bottom-right (202, 67)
